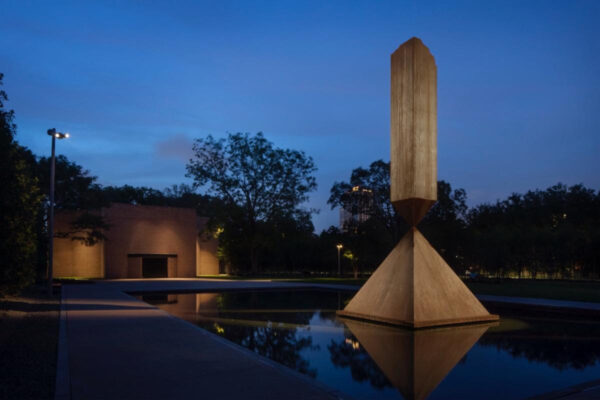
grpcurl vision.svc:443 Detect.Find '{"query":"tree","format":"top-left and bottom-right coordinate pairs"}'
top-left (101, 184), bottom-right (165, 206)
top-left (419, 181), bottom-right (469, 272)
top-left (186, 132), bottom-right (317, 272)
top-left (314, 226), bottom-right (345, 275)
top-left (102, 183), bottom-right (218, 218)
top-left (328, 160), bottom-right (407, 273)
top-left (329, 160), bottom-right (472, 273)
top-left (329, 160), bottom-right (403, 241)
top-left (464, 183), bottom-right (600, 279)
top-left (0, 73), bottom-right (42, 293)
top-left (36, 155), bottom-right (109, 247)
top-left (36, 155), bottom-right (106, 210)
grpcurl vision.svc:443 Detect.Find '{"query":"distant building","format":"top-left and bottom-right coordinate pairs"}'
top-left (339, 185), bottom-right (373, 232)
top-left (53, 203), bottom-right (219, 278)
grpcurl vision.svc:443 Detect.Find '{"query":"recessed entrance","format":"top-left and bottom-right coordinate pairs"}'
top-left (142, 257), bottom-right (168, 278)
top-left (127, 253), bottom-right (177, 278)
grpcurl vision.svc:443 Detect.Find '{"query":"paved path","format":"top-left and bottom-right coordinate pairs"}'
top-left (527, 379), bottom-right (600, 400)
top-left (56, 280), bottom-right (351, 400)
top-left (56, 279), bottom-right (600, 400)
top-left (477, 294), bottom-right (600, 312)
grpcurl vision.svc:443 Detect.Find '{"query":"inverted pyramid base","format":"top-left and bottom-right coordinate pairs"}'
top-left (337, 227), bottom-right (498, 329)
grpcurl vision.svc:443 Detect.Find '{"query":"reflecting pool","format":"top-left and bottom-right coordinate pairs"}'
top-left (139, 290), bottom-right (600, 399)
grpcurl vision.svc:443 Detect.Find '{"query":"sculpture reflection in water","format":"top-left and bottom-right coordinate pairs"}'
top-left (334, 317), bottom-right (495, 400)
top-left (143, 291), bottom-right (600, 399)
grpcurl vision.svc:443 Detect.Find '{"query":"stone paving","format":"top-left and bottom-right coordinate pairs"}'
top-left (478, 294), bottom-right (600, 311)
top-left (527, 379), bottom-right (600, 400)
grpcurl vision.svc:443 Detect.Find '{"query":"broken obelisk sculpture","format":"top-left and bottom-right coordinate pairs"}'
top-left (337, 37), bottom-right (498, 328)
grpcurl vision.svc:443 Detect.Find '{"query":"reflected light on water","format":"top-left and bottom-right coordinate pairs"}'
top-left (140, 290), bottom-right (600, 400)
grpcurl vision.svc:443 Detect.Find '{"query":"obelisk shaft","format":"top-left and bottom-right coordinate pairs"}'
top-left (390, 37), bottom-right (437, 225)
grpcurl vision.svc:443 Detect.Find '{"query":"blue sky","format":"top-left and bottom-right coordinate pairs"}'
top-left (2, 0), bottom-right (599, 231)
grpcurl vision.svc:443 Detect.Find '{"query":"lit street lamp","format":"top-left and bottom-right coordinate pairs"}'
top-left (47, 128), bottom-right (69, 296)
top-left (336, 243), bottom-right (343, 277)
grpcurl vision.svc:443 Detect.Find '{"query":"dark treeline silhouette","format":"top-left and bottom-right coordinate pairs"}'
top-left (328, 160), bottom-right (600, 280)
top-left (4, 150), bottom-right (599, 284)
top-left (0, 74), bottom-right (41, 293)
top-left (478, 317), bottom-right (600, 370)
top-left (2, 70), bottom-right (599, 290)
top-left (465, 184), bottom-right (600, 279)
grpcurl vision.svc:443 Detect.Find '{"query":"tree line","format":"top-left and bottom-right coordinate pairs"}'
top-left (328, 160), bottom-right (600, 280)
top-left (2, 72), bottom-right (599, 293)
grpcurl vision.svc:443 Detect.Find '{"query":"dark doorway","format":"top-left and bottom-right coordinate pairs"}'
top-left (141, 294), bottom-right (177, 305)
top-left (142, 257), bottom-right (168, 278)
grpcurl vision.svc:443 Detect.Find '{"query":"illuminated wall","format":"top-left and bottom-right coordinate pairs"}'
top-left (53, 203), bottom-right (218, 278)
top-left (103, 204), bottom-right (197, 278)
top-left (196, 217), bottom-right (219, 276)
top-left (53, 213), bottom-right (104, 278)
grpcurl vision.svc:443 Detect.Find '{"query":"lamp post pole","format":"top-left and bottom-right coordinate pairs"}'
top-left (47, 128), bottom-right (69, 296)
top-left (336, 244), bottom-right (343, 277)
top-left (48, 132), bottom-right (56, 295)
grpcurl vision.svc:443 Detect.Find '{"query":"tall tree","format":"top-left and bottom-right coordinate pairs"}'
top-left (0, 74), bottom-right (42, 293)
top-left (329, 160), bottom-right (402, 241)
top-left (329, 160), bottom-right (470, 273)
top-left (420, 181), bottom-right (469, 271)
top-left (328, 160), bottom-right (406, 273)
top-left (101, 184), bottom-right (165, 206)
top-left (36, 155), bottom-right (109, 246)
top-left (465, 183), bottom-right (600, 279)
top-left (186, 132), bottom-right (317, 272)
top-left (102, 183), bottom-right (217, 216)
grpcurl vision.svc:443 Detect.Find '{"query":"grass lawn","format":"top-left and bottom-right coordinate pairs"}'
top-left (200, 274), bottom-right (600, 303)
top-left (0, 285), bottom-right (60, 400)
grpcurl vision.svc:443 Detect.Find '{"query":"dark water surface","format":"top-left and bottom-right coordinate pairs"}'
top-left (139, 290), bottom-right (600, 399)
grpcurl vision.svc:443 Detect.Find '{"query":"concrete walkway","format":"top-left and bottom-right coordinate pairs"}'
top-left (55, 279), bottom-right (600, 400)
top-left (477, 294), bottom-right (600, 312)
top-left (528, 379), bottom-right (600, 400)
top-left (56, 280), bottom-right (352, 400)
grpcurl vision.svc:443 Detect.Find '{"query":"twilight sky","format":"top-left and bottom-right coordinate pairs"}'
top-left (2, 0), bottom-right (599, 232)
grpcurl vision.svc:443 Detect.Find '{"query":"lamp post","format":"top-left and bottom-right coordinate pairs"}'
top-left (336, 244), bottom-right (343, 277)
top-left (47, 128), bottom-right (69, 296)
